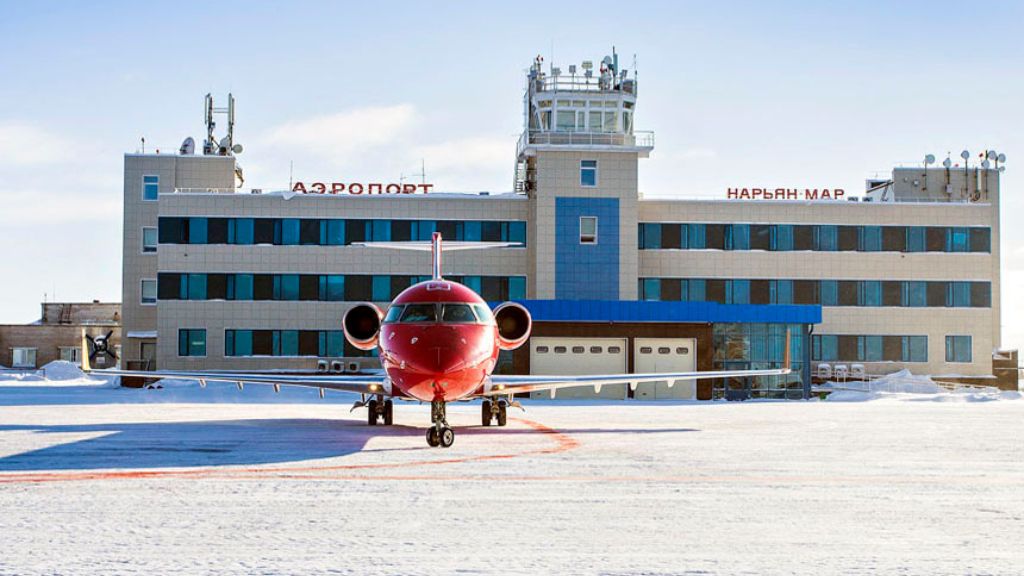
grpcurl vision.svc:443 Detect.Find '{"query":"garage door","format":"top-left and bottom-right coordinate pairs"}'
top-left (633, 338), bottom-right (697, 400)
top-left (529, 337), bottom-right (628, 400)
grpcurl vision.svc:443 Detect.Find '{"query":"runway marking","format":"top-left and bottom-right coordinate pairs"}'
top-left (0, 416), bottom-right (580, 485)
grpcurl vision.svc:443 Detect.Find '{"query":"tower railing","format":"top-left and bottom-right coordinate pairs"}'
top-left (517, 130), bottom-right (654, 156)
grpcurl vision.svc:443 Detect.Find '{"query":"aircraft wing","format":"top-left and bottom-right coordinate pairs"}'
top-left (479, 366), bottom-right (792, 397)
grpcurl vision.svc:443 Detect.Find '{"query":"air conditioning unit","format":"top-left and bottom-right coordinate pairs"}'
top-left (347, 361), bottom-right (360, 373)
top-left (316, 360), bottom-right (329, 373)
top-left (330, 360), bottom-right (344, 373)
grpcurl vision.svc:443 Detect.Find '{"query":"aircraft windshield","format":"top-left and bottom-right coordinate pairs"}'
top-left (472, 304), bottom-right (493, 324)
top-left (400, 304), bottom-right (436, 323)
top-left (383, 305), bottom-right (404, 323)
top-left (441, 304), bottom-right (477, 323)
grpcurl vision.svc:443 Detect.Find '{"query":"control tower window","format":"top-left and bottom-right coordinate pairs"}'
top-left (580, 160), bottom-right (598, 187)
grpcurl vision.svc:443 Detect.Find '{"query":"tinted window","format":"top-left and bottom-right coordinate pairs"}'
top-left (472, 304), bottom-right (493, 323)
top-left (969, 228), bottom-right (990, 253)
top-left (383, 306), bottom-right (404, 323)
top-left (208, 218), bottom-right (229, 244)
top-left (442, 304), bottom-right (477, 323)
top-left (401, 304), bottom-right (437, 322)
top-left (254, 219), bottom-right (275, 244)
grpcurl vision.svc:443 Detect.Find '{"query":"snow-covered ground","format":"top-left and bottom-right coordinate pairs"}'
top-left (1, 368), bottom-right (1023, 575)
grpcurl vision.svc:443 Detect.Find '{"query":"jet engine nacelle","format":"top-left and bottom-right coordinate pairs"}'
top-left (343, 303), bottom-right (384, 351)
top-left (493, 302), bottom-right (532, 350)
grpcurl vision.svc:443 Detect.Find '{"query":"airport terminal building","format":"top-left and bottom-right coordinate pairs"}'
top-left (120, 55), bottom-right (1005, 399)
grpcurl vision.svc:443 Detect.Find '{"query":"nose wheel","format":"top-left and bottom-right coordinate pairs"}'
top-left (427, 400), bottom-right (454, 448)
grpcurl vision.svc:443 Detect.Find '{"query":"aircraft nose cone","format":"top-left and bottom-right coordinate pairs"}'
top-left (433, 346), bottom-right (467, 375)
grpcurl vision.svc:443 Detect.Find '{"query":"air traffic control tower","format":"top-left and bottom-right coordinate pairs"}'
top-left (515, 52), bottom-right (655, 301)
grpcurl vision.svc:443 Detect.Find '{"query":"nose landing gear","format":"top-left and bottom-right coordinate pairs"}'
top-left (427, 400), bottom-right (455, 448)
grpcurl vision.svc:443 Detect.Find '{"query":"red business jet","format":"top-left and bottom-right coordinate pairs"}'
top-left (86, 233), bottom-right (790, 448)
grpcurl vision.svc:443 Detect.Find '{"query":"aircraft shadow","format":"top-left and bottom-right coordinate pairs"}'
top-left (0, 418), bottom-right (698, 472)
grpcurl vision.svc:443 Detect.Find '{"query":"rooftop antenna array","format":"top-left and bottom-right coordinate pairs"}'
top-left (180, 93), bottom-right (245, 187)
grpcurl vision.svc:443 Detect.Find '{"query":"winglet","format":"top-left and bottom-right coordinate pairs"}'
top-left (783, 328), bottom-right (791, 373)
top-left (80, 329), bottom-right (91, 372)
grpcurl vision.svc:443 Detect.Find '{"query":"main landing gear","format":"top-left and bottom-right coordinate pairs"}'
top-left (481, 399), bottom-right (508, 427)
top-left (365, 397), bottom-right (394, 426)
top-left (426, 400), bottom-right (455, 448)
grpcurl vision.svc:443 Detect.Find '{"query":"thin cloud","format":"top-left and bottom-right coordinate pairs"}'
top-left (257, 104), bottom-right (418, 163)
top-left (0, 123), bottom-right (75, 166)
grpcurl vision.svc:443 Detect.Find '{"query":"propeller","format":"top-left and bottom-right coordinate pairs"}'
top-left (86, 330), bottom-right (117, 362)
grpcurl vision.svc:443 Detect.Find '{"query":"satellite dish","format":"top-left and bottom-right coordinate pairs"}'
top-left (987, 150), bottom-right (997, 160)
top-left (925, 154), bottom-right (935, 165)
top-left (942, 158), bottom-right (952, 168)
top-left (999, 166), bottom-right (1006, 172)
top-left (997, 153), bottom-right (1006, 163)
top-left (982, 159), bottom-right (991, 169)
top-left (179, 137), bottom-right (195, 155)
top-left (961, 150), bottom-right (970, 160)
top-left (231, 143), bottom-right (243, 154)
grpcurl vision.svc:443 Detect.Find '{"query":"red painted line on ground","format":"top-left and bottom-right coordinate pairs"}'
top-left (0, 416), bottom-right (580, 485)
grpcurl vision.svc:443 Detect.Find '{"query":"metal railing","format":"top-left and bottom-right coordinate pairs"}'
top-left (173, 188), bottom-right (237, 194)
top-left (517, 130), bottom-right (654, 155)
top-left (532, 75), bottom-right (635, 94)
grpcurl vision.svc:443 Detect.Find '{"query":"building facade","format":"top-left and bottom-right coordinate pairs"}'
top-left (0, 302), bottom-right (121, 369)
top-left (120, 54), bottom-right (1005, 397)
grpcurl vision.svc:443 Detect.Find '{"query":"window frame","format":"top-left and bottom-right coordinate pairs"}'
top-left (579, 216), bottom-right (598, 245)
top-left (141, 226), bottom-right (158, 254)
top-left (580, 159), bottom-right (598, 187)
top-left (142, 174), bottom-right (159, 201)
top-left (11, 347), bottom-right (38, 368)
top-left (140, 278), bottom-right (158, 305)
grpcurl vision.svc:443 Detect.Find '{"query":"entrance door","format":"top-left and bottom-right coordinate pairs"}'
top-left (633, 338), bottom-right (697, 400)
top-left (140, 342), bottom-right (157, 370)
top-left (529, 337), bottom-right (628, 399)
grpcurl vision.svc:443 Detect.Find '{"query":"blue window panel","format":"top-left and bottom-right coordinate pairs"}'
top-left (232, 218), bottom-right (254, 244)
top-left (773, 225), bottom-right (793, 251)
top-left (945, 335), bottom-right (971, 363)
top-left (279, 331), bottom-right (299, 356)
top-left (187, 274), bottom-right (207, 300)
top-left (949, 282), bottom-right (971, 307)
top-left (641, 278), bottom-right (660, 301)
top-left (232, 274), bottom-right (253, 300)
top-left (904, 281), bottom-right (927, 307)
top-left (688, 224), bottom-right (706, 249)
top-left (462, 276), bottom-right (482, 294)
top-left (820, 280), bottom-right (838, 306)
top-left (178, 329), bottom-right (206, 357)
top-left (555, 197), bottom-right (619, 299)
top-left (687, 279), bottom-right (706, 302)
top-left (372, 276), bottom-right (391, 301)
top-left (861, 226), bottom-right (882, 251)
top-left (464, 221), bottom-right (482, 241)
top-left (906, 227), bottom-right (926, 252)
top-left (413, 220), bottom-right (436, 241)
top-left (728, 224), bottom-right (750, 250)
top-left (580, 160), bottom-right (598, 187)
top-left (817, 226), bottom-right (838, 251)
top-left (188, 218), bottom-right (208, 244)
top-left (864, 335), bottom-right (883, 361)
top-left (772, 280), bottom-right (793, 304)
top-left (729, 280), bottom-right (750, 304)
top-left (143, 175), bottom-right (159, 200)
top-left (508, 276), bottom-right (526, 300)
top-left (277, 275), bottom-right (300, 301)
top-left (860, 281), bottom-right (882, 307)
top-left (325, 220), bottom-right (345, 245)
top-left (639, 223), bottom-right (661, 250)
top-left (820, 335), bottom-right (838, 361)
top-left (226, 330), bottom-right (253, 357)
top-left (280, 219), bottom-right (300, 245)
top-left (947, 227), bottom-right (970, 252)
top-left (371, 220), bottom-right (391, 241)
top-left (908, 336), bottom-right (928, 362)
top-left (321, 275), bottom-right (344, 301)
top-left (325, 331), bottom-right (345, 357)
top-left (508, 221), bottom-right (527, 245)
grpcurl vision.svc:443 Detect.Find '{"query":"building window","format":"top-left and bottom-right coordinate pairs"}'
top-left (580, 160), bottom-right (598, 187)
top-left (59, 347), bottom-right (82, 365)
top-left (142, 175), bottom-right (159, 201)
top-left (11, 347), bottom-right (37, 368)
top-left (580, 216), bottom-right (598, 244)
top-left (178, 329), bottom-right (207, 357)
top-left (141, 279), bottom-right (157, 305)
top-left (142, 227), bottom-right (158, 253)
top-left (945, 335), bottom-right (972, 363)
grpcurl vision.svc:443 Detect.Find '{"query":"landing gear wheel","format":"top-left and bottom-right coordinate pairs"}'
top-left (426, 427), bottom-right (440, 447)
top-left (496, 400), bottom-right (508, 427)
top-left (367, 399), bottom-right (378, 426)
top-left (383, 400), bottom-right (394, 426)
top-left (481, 400), bottom-right (492, 426)
top-left (439, 427), bottom-right (455, 448)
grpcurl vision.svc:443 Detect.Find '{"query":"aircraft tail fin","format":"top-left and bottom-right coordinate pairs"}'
top-left (353, 233), bottom-right (521, 279)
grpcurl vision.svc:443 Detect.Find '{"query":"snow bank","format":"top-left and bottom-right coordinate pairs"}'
top-left (0, 361), bottom-right (115, 388)
top-left (823, 369), bottom-right (1018, 402)
top-left (42, 360), bottom-right (88, 381)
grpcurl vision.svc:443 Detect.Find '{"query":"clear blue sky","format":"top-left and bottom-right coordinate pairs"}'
top-left (1, 1), bottom-right (1022, 344)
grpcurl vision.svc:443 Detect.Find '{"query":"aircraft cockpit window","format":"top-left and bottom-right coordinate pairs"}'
top-left (471, 304), bottom-right (494, 324)
top-left (441, 304), bottom-right (477, 323)
top-left (383, 305), bottom-right (404, 323)
top-left (400, 304), bottom-right (437, 323)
